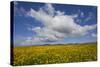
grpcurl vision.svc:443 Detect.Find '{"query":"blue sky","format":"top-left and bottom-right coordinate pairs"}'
top-left (13, 1), bottom-right (97, 46)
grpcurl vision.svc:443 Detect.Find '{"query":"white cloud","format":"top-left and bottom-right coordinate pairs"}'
top-left (80, 12), bottom-right (84, 17)
top-left (56, 10), bottom-right (65, 16)
top-left (72, 14), bottom-right (78, 18)
top-left (32, 27), bottom-right (65, 41)
top-left (14, 1), bottom-right (18, 6)
top-left (14, 2), bottom-right (27, 17)
top-left (44, 3), bottom-right (55, 16)
top-left (21, 36), bottom-right (41, 45)
top-left (78, 9), bottom-right (84, 18)
top-left (26, 3), bottom-right (97, 44)
top-left (76, 19), bottom-right (82, 23)
top-left (84, 12), bottom-right (94, 22)
top-left (91, 33), bottom-right (97, 38)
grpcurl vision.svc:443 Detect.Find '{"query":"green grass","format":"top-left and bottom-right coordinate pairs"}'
top-left (12, 42), bottom-right (97, 66)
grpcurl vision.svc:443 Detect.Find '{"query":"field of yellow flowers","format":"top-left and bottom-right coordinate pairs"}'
top-left (12, 43), bottom-right (97, 66)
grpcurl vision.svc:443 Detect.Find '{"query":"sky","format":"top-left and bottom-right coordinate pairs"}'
top-left (12, 1), bottom-right (97, 46)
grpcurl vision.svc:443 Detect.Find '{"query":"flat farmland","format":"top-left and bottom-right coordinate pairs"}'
top-left (12, 43), bottom-right (97, 66)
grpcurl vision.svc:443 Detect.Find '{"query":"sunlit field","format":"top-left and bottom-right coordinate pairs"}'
top-left (12, 42), bottom-right (97, 66)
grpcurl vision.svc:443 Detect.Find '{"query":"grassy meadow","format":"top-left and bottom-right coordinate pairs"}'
top-left (12, 42), bottom-right (97, 66)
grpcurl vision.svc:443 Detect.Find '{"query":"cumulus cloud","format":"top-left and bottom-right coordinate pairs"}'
top-left (26, 3), bottom-right (97, 43)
